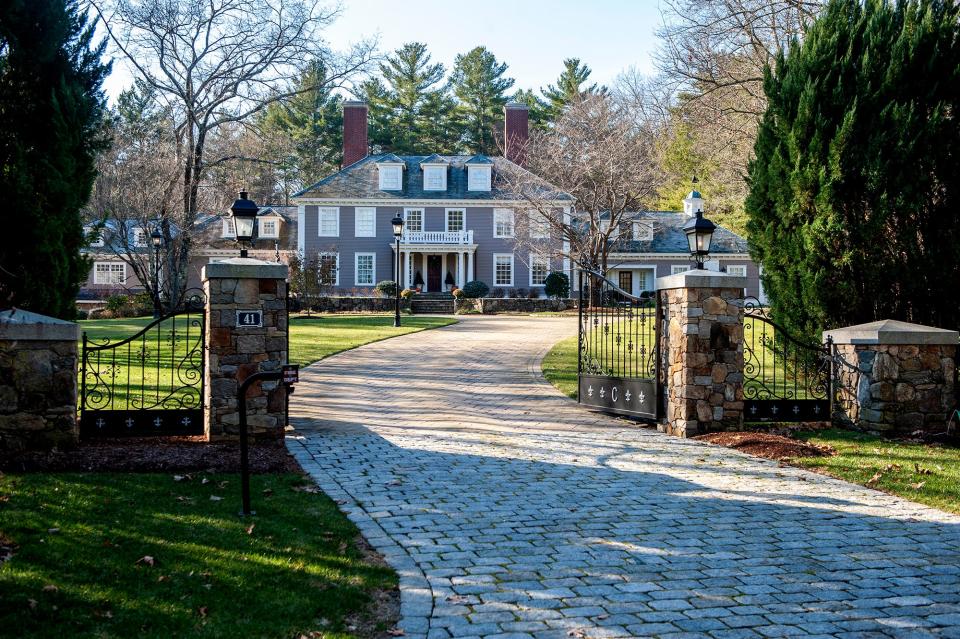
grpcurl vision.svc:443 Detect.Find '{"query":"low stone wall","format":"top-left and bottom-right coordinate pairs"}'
top-left (0, 310), bottom-right (79, 451)
top-left (456, 298), bottom-right (576, 314)
top-left (307, 297), bottom-right (409, 313)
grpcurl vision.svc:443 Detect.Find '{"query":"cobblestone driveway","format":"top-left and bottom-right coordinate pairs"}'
top-left (287, 316), bottom-right (960, 639)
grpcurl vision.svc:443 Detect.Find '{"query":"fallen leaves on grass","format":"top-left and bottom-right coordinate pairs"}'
top-left (42, 584), bottom-right (59, 593)
top-left (197, 606), bottom-right (208, 618)
top-left (135, 555), bottom-right (156, 567)
top-left (866, 472), bottom-right (883, 486)
top-left (912, 481), bottom-right (927, 490)
top-left (387, 629), bottom-right (405, 636)
top-left (883, 463), bottom-right (902, 472)
top-left (246, 524), bottom-right (255, 535)
top-left (914, 463), bottom-right (933, 475)
top-left (292, 484), bottom-right (320, 494)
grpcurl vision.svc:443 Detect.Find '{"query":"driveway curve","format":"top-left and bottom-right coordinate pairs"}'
top-left (287, 315), bottom-right (960, 639)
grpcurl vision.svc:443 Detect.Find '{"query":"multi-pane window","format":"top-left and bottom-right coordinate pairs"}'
top-left (529, 215), bottom-right (550, 239)
top-left (467, 166), bottom-right (491, 191)
top-left (493, 208), bottom-right (514, 238)
top-left (355, 253), bottom-right (376, 286)
top-left (318, 207), bottom-right (339, 236)
top-left (222, 218), bottom-right (235, 238)
top-left (404, 209), bottom-right (423, 233)
top-left (355, 207), bottom-right (376, 237)
top-left (494, 253), bottom-right (514, 287)
top-left (423, 166), bottom-right (446, 191)
top-left (94, 262), bottom-right (125, 285)
top-left (671, 265), bottom-right (688, 275)
top-left (318, 252), bottom-right (339, 286)
top-left (530, 254), bottom-right (549, 286)
top-left (133, 228), bottom-right (147, 247)
top-left (446, 209), bottom-right (465, 232)
top-left (379, 165), bottom-right (402, 190)
top-left (259, 219), bottom-right (278, 238)
top-left (726, 265), bottom-right (747, 277)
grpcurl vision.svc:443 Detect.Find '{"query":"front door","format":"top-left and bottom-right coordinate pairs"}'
top-left (618, 271), bottom-right (633, 295)
top-left (427, 255), bottom-right (442, 292)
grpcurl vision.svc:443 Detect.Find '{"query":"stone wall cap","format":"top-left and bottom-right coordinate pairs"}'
top-left (824, 319), bottom-right (959, 345)
top-left (0, 308), bottom-right (79, 341)
top-left (202, 258), bottom-right (288, 281)
top-left (655, 269), bottom-right (747, 291)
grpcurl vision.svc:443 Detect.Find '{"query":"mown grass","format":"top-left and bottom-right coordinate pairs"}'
top-left (0, 473), bottom-right (397, 638)
top-left (541, 334), bottom-right (579, 398)
top-left (793, 429), bottom-right (960, 515)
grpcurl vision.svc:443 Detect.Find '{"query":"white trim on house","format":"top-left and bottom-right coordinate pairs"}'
top-left (403, 207), bottom-right (424, 232)
top-left (493, 208), bottom-right (515, 238)
top-left (132, 228), bottom-right (148, 247)
top-left (297, 206), bottom-right (305, 254)
top-left (258, 218), bottom-right (279, 238)
top-left (354, 252), bottom-right (376, 286)
top-left (377, 164), bottom-right (403, 190)
top-left (93, 261), bottom-right (126, 285)
top-left (317, 207), bottom-right (339, 237)
top-left (528, 253), bottom-right (549, 287)
top-left (467, 165), bottom-right (492, 191)
top-left (606, 263), bottom-right (657, 296)
top-left (293, 197), bottom-right (571, 207)
top-left (493, 252), bottom-right (514, 287)
top-left (354, 207), bottom-right (376, 237)
top-left (422, 165), bottom-right (447, 191)
top-left (725, 264), bottom-right (747, 277)
top-left (608, 252), bottom-right (752, 260)
top-left (445, 208), bottom-right (466, 233)
top-left (671, 264), bottom-right (689, 275)
top-left (222, 218), bottom-right (236, 238)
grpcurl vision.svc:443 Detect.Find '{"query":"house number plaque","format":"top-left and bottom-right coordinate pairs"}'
top-left (236, 310), bottom-right (263, 328)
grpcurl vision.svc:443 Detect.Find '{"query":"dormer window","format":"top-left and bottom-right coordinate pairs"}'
top-left (377, 156), bottom-right (405, 191)
top-left (132, 228), bottom-right (148, 247)
top-left (467, 166), bottom-right (491, 191)
top-left (423, 166), bottom-right (447, 191)
top-left (222, 218), bottom-right (236, 238)
top-left (259, 218), bottom-right (279, 238)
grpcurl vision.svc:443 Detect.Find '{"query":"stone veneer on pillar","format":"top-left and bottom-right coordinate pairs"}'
top-left (825, 320), bottom-right (958, 436)
top-left (203, 258), bottom-right (289, 441)
top-left (656, 270), bottom-right (747, 437)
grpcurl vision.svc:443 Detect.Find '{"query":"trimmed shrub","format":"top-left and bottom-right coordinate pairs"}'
top-left (105, 294), bottom-right (130, 315)
top-left (461, 280), bottom-right (489, 299)
top-left (544, 272), bottom-right (570, 299)
top-left (374, 280), bottom-right (398, 298)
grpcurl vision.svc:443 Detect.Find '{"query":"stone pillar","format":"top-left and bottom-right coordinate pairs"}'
top-left (824, 320), bottom-right (958, 436)
top-left (0, 309), bottom-right (79, 451)
top-left (457, 252), bottom-right (465, 288)
top-left (203, 258), bottom-right (289, 441)
top-left (656, 270), bottom-right (747, 437)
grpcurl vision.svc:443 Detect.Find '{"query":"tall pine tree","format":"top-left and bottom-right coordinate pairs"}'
top-left (746, 0), bottom-right (960, 339)
top-left (0, 0), bottom-right (110, 318)
top-left (541, 58), bottom-right (602, 122)
top-left (449, 46), bottom-right (514, 154)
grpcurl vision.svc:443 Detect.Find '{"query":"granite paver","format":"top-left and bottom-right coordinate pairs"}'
top-left (286, 316), bottom-right (960, 639)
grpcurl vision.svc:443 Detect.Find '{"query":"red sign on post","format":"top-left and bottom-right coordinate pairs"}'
top-left (282, 365), bottom-right (299, 385)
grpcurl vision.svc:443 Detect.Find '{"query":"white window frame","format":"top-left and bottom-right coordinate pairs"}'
top-left (258, 218), bottom-right (279, 238)
top-left (318, 252), bottom-right (339, 286)
top-left (726, 264), bottom-right (747, 277)
top-left (493, 253), bottom-right (514, 287)
top-left (354, 207), bottom-right (376, 238)
top-left (529, 214), bottom-right (550, 239)
top-left (422, 165), bottom-right (447, 191)
top-left (632, 221), bottom-right (654, 241)
top-left (317, 207), bottom-right (340, 237)
top-left (493, 208), bottom-right (515, 238)
top-left (403, 208), bottom-right (423, 233)
top-left (221, 218), bottom-right (236, 238)
top-left (93, 261), bottom-right (126, 285)
top-left (378, 164), bottom-right (403, 190)
top-left (467, 166), bottom-right (491, 191)
top-left (445, 208), bottom-right (466, 233)
top-left (529, 253), bottom-right (549, 287)
top-left (132, 228), bottom-right (147, 247)
top-left (671, 264), bottom-right (689, 275)
top-left (354, 252), bottom-right (376, 286)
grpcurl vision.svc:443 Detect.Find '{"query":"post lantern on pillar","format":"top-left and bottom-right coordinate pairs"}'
top-left (392, 214), bottom-right (404, 327)
top-left (230, 190), bottom-right (259, 258)
top-left (681, 179), bottom-right (715, 270)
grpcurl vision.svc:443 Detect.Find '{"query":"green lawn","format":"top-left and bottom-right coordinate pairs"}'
top-left (77, 314), bottom-right (456, 409)
top-left (542, 334), bottom-right (579, 398)
top-left (0, 473), bottom-right (397, 638)
top-left (793, 429), bottom-right (960, 515)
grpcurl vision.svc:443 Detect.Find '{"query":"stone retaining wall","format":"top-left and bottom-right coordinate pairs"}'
top-left (0, 310), bottom-right (79, 451)
top-left (307, 297), bottom-right (409, 313)
top-left (456, 298), bottom-right (576, 314)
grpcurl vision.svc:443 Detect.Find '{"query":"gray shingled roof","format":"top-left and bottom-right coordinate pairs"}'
top-left (293, 154), bottom-right (573, 202)
top-left (606, 211), bottom-right (749, 254)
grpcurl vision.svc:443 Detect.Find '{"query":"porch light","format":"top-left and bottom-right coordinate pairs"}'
top-left (230, 190), bottom-right (259, 257)
top-left (150, 228), bottom-right (163, 248)
top-left (682, 210), bottom-right (716, 270)
top-left (392, 214), bottom-right (404, 238)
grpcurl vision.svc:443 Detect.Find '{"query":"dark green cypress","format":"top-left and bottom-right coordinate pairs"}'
top-left (0, 0), bottom-right (110, 318)
top-left (746, 0), bottom-right (960, 340)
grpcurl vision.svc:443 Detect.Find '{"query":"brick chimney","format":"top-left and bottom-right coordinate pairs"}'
top-left (342, 100), bottom-right (368, 168)
top-left (504, 102), bottom-right (529, 166)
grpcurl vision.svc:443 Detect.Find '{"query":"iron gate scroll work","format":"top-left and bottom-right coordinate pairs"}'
top-left (577, 269), bottom-right (660, 420)
top-left (743, 297), bottom-right (832, 422)
top-left (79, 290), bottom-right (206, 437)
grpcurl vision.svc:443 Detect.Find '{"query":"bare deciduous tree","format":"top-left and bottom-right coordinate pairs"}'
top-left (498, 95), bottom-right (662, 277)
top-left (90, 0), bottom-right (375, 303)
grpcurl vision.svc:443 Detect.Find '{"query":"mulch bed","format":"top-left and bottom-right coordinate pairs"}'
top-left (0, 436), bottom-right (301, 473)
top-left (694, 431), bottom-right (835, 460)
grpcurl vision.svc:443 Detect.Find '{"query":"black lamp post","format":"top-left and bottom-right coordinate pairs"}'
top-left (150, 227), bottom-right (164, 318)
top-left (682, 209), bottom-right (716, 270)
top-left (230, 190), bottom-right (259, 257)
top-left (392, 214), bottom-right (404, 327)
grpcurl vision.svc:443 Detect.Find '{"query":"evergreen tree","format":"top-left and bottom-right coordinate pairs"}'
top-left (511, 88), bottom-right (550, 131)
top-left (449, 46), bottom-right (515, 154)
top-left (0, 0), bottom-right (110, 318)
top-left (542, 58), bottom-right (602, 122)
top-left (746, 0), bottom-right (960, 340)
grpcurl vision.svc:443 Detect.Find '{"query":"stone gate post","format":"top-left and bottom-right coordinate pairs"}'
top-left (656, 270), bottom-right (747, 437)
top-left (203, 258), bottom-right (288, 441)
top-left (825, 320), bottom-right (957, 436)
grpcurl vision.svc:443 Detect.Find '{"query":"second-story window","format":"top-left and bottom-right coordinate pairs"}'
top-left (446, 209), bottom-right (465, 232)
top-left (404, 208), bottom-right (423, 233)
top-left (318, 207), bottom-right (339, 237)
top-left (529, 214), bottom-right (550, 239)
top-left (355, 207), bottom-right (376, 237)
top-left (423, 166), bottom-right (446, 191)
top-left (494, 208), bottom-right (514, 238)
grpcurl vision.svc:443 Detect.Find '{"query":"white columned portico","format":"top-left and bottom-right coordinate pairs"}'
top-left (402, 251), bottom-right (410, 288)
top-left (456, 252), bottom-right (465, 288)
top-left (468, 251), bottom-right (475, 282)
top-left (421, 253), bottom-right (428, 291)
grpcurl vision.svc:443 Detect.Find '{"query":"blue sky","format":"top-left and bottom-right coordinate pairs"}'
top-left (102, 0), bottom-right (665, 100)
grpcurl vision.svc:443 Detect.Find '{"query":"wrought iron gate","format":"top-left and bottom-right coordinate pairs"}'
top-left (79, 291), bottom-right (206, 437)
top-left (743, 298), bottom-right (832, 422)
top-left (577, 269), bottom-right (660, 420)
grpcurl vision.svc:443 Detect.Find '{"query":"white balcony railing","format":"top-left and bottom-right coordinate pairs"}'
top-left (401, 230), bottom-right (474, 244)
